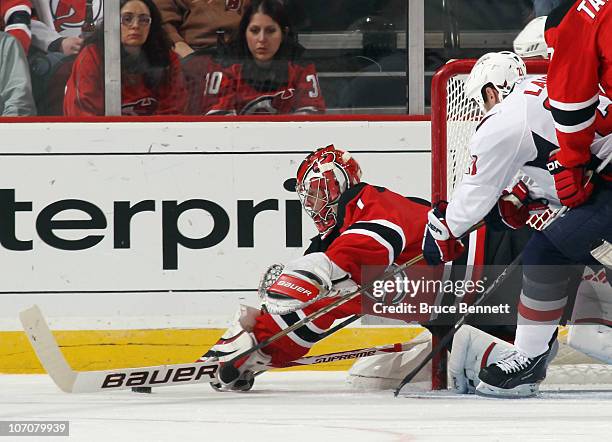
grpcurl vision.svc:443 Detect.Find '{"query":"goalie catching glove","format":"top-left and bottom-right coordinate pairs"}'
top-left (422, 201), bottom-right (465, 265)
top-left (259, 253), bottom-right (351, 315)
top-left (484, 180), bottom-right (548, 231)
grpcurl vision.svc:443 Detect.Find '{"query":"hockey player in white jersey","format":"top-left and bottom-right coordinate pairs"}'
top-left (423, 51), bottom-right (612, 397)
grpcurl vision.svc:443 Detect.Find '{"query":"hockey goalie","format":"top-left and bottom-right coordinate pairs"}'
top-left (194, 144), bottom-right (432, 391)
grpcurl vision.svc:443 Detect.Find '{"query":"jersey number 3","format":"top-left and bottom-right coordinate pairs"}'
top-left (306, 74), bottom-right (320, 98)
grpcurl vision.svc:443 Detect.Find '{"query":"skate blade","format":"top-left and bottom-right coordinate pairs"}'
top-left (475, 381), bottom-right (539, 398)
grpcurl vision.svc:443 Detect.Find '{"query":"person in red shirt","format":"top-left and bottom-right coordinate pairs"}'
top-left (206, 0), bottom-right (325, 115)
top-left (544, 0), bottom-right (612, 207)
top-left (1, 0), bottom-right (31, 53)
top-left (191, 145), bottom-right (430, 391)
top-left (64, 0), bottom-right (186, 116)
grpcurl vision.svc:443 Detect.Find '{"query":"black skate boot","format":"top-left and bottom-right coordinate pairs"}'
top-left (476, 333), bottom-right (558, 398)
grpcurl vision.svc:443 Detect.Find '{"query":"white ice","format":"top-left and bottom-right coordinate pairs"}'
top-left (1, 372), bottom-right (612, 442)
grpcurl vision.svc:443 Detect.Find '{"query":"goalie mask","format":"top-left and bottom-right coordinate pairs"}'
top-left (464, 51), bottom-right (527, 113)
top-left (296, 145), bottom-right (362, 237)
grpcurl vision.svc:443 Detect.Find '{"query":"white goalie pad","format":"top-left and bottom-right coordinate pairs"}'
top-left (591, 240), bottom-right (612, 268)
top-left (567, 271), bottom-right (612, 364)
top-left (346, 330), bottom-right (432, 390)
top-left (448, 325), bottom-right (514, 394)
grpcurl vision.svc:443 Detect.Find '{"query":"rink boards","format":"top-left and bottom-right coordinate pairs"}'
top-left (0, 117), bottom-right (430, 373)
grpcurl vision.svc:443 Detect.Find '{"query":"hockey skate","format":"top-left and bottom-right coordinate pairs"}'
top-left (476, 337), bottom-right (558, 398)
top-left (198, 305), bottom-right (271, 392)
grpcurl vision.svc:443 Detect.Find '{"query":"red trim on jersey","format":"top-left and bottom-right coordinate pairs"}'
top-left (480, 342), bottom-right (497, 369)
top-left (518, 302), bottom-right (565, 322)
top-left (0, 114), bottom-right (430, 124)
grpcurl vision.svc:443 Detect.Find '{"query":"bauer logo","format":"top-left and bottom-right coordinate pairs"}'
top-left (100, 364), bottom-right (218, 389)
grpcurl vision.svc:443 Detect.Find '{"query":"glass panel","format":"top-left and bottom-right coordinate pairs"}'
top-left (177, 0), bottom-right (408, 116)
top-left (424, 0), bottom-right (553, 110)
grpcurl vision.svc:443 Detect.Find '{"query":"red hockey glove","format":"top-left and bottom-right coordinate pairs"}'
top-left (547, 151), bottom-right (594, 208)
top-left (422, 201), bottom-right (465, 266)
top-left (485, 181), bottom-right (548, 231)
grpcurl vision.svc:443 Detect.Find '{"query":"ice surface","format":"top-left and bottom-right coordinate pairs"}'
top-left (1, 372), bottom-right (612, 442)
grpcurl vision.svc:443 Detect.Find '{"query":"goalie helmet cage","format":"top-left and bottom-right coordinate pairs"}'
top-left (429, 58), bottom-right (549, 390)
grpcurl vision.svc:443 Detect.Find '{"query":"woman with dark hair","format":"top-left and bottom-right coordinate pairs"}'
top-left (64, 0), bottom-right (186, 116)
top-left (206, 0), bottom-right (325, 115)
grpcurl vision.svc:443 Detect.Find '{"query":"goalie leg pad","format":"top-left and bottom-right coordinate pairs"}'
top-left (346, 330), bottom-right (432, 390)
top-left (569, 271), bottom-right (612, 363)
top-left (448, 325), bottom-right (514, 394)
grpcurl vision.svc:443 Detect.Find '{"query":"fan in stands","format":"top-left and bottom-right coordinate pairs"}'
top-left (193, 144), bottom-right (432, 391)
top-left (1, 0), bottom-right (32, 53)
top-left (423, 51), bottom-right (612, 397)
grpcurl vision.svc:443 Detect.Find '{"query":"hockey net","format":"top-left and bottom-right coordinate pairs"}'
top-left (427, 58), bottom-right (612, 388)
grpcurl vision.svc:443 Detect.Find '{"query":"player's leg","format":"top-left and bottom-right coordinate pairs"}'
top-left (478, 185), bottom-right (611, 396)
top-left (252, 296), bottom-right (361, 366)
top-left (197, 296), bottom-right (361, 391)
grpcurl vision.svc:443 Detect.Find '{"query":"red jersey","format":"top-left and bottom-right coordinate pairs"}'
top-left (181, 52), bottom-right (227, 115)
top-left (1, 0), bottom-right (31, 53)
top-left (545, 0), bottom-right (612, 167)
top-left (207, 60), bottom-right (325, 115)
top-left (64, 44), bottom-right (187, 116)
top-left (305, 183), bottom-right (430, 285)
top-left (254, 183), bottom-right (430, 365)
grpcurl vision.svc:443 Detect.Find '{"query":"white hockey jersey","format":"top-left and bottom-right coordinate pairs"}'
top-left (446, 75), bottom-right (612, 238)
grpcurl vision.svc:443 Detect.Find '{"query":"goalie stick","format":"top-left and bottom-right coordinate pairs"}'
top-left (19, 305), bottom-right (426, 393)
top-left (23, 222), bottom-right (486, 393)
top-left (393, 251), bottom-right (524, 396)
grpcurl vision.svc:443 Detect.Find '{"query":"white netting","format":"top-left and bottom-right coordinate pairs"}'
top-left (445, 73), bottom-right (482, 200)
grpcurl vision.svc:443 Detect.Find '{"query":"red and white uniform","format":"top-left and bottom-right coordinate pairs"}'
top-left (253, 183), bottom-right (429, 365)
top-left (545, 0), bottom-right (612, 167)
top-left (1, 0), bottom-right (31, 53)
top-left (446, 75), bottom-right (612, 238)
top-left (207, 61), bottom-right (325, 115)
top-left (64, 44), bottom-right (187, 116)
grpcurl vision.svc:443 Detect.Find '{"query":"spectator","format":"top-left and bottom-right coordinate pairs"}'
top-left (207, 0), bottom-right (325, 115)
top-left (1, 0), bottom-right (32, 53)
top-left (29, 0), bottom-right (104, 56)
top-left (64, 0), bottom-right (187, 116)
top-left (0, 31), bottom-right (36, 115)
top-left (154, 0), bottom-right (244, 58)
